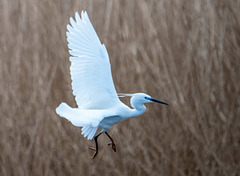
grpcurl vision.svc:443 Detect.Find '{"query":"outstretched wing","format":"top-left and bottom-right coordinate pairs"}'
top-left (67, 11), bottom-right (120, 109)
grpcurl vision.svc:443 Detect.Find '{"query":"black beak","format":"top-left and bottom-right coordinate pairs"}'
top-left (146, 97), bottom-right (168, 105)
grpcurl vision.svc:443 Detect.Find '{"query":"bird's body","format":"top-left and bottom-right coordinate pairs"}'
top-left (99, 103), bottom-right (146, 131)
top-left (57, 93), bottom-right (148, 139)
top-left (56, 11), bottom-right (168, 158)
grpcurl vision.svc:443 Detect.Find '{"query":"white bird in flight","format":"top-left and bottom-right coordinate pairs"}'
top-left (56, 11), bottom-right (168, 158)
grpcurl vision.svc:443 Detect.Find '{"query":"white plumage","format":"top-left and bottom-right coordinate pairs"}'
top-left (67, 11), bottom-right (119, 109)
top-left (56, 11), bottom-right (168, 158)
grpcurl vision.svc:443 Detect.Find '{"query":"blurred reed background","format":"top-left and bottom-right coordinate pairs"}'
top-left (0, 0), bottom-right (240, 175)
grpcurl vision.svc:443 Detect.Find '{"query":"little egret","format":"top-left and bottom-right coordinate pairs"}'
top-left (56, 11), bottom-right (168, 158)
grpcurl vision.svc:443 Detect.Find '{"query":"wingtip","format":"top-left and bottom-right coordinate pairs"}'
top-left (81, 10), bottom-right (85, 18)
top-left (66, 24), bottom-right (71, 31)
top-left (81, 11), bottom-right (89, 20)
top-left (69, 11), bottom-right (88, 27)
top-left (70, 17), bottom-right (76, 26)
top-left (83, 10), bottom-right (87, 15)
top-left (75, 12), bottom-right (81, 22)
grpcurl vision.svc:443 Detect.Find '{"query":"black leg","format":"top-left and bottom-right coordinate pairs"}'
top-left (105, 132), bottom-right (116, 152)
top-left (89, 131), bottom-right (103, 159)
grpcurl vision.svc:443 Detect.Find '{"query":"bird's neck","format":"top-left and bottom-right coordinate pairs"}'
top-left (129, 104), bottom-right (146, 118)
top-left (124, 98), bottom-right (147, 119)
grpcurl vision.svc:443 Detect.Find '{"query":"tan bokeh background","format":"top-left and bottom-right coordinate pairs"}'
top-left (0, 0), bottom-right (240, 175)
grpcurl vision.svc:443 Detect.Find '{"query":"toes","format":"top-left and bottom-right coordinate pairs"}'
top-left (108, 142), bottom-right (117, 152)
top-left (91, 152), bottom-right (98, 159)
top-left (112, 144), bottom-right (117, 152)
top-left (89, 147), bottom-right (96, 151)
top-left (89, 147), bottom-right (98, 159)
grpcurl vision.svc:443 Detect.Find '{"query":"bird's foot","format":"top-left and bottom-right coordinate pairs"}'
top-left (108, 142), bottom-right (116, 152)
top-left (89, 147), bottom-right (98, 159)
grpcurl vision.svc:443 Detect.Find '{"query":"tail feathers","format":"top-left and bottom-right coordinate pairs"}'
top-left (81, 125), bottom-right (98, 140)
top-left (56, 102), bottom-right (98, 140)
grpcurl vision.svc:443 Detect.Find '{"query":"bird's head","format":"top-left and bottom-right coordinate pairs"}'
top-left (118, 93), bottom-right (168, 109)
top-left (131, 93), bottom-right (168, 105)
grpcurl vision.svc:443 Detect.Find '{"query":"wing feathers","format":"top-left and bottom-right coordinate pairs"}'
top-left (67, 11), bottom-right (120, 109)
top-left (88, 127), bottom-right (98, 140)
top-left (81, 126), bottom-right (98, 140)
top-left (75, 12), bottom-right (81, 23)
top-left (82, 126), bottom-right (91, 137)
top-left (69, 50), bottom-right (97, 58)
top-left (56, 11), bottom-right (121, 141)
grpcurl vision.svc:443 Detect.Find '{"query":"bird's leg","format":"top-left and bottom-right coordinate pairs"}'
top-left (89, 131), bottom-right (103, 159)
top-left (105, 132), bottom-right (116, 152)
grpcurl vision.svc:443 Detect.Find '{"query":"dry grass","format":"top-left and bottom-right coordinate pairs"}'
top-left (0, 0), bottom-right (240, 175)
